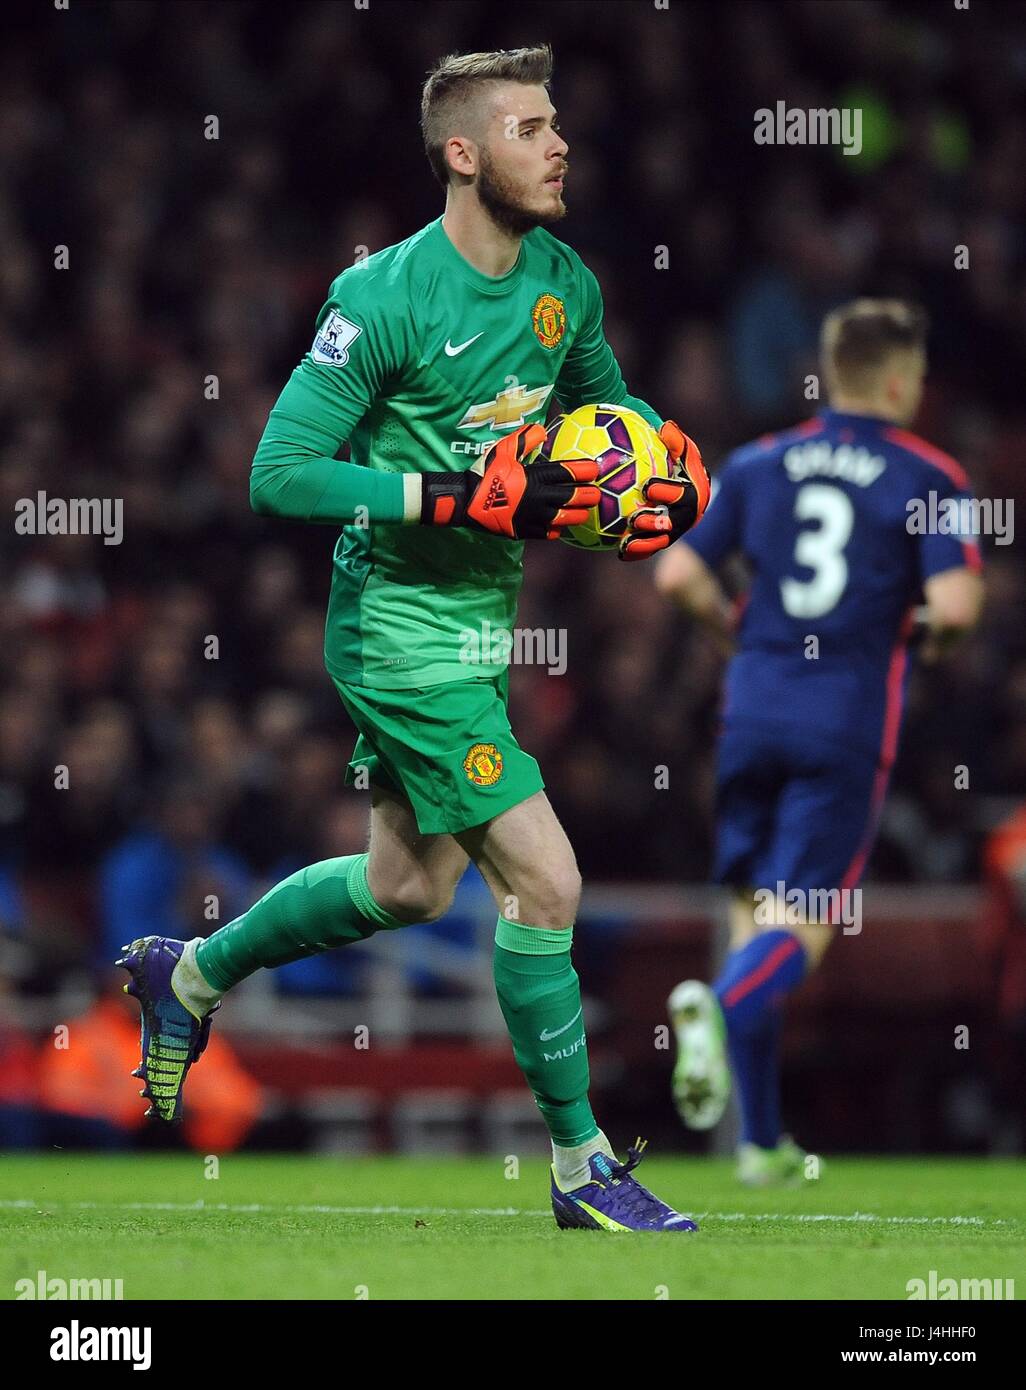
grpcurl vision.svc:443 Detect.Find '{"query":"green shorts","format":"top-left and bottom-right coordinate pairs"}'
top-left (334, 670), bottom-right (545, 835)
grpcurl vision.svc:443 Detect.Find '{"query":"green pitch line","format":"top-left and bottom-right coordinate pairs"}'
top-left (1, 1155), bottom-right (1023, 1301)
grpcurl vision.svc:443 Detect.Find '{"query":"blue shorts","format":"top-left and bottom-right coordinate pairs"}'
top-left (713, 721), bottom-right (889, 894)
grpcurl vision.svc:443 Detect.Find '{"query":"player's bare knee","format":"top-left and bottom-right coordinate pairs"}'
top-left (532, 862), bottom-right (582, 926)
top-left (374, 875), bottom-right (456, 925)
top-left (419, 886), bottom-right (457, 924)
top-left (564, 863), bottom-right (584, 919)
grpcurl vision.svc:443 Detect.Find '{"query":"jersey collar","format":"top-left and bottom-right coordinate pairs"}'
top-left (432, 216), bottom-right (526, 295)
top-left (818, 407), bottom-right (891, 432)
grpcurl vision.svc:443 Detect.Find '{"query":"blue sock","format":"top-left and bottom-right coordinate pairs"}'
top-left (713, 930), bottom-right (807, 1148)
top-left (727, 1008), bottom-right (782, 1147)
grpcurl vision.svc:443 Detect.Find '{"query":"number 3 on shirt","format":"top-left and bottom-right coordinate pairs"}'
top-left (780, 483), bottom-right (855, 619)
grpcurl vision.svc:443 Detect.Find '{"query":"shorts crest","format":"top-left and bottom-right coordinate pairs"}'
top-left (463, 742), bottom-right (504, 786)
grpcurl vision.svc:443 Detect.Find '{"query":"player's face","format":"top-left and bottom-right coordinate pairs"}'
top-left (476, 84), bottom-right (568, 235)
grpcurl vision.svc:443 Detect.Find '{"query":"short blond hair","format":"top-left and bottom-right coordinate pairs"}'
top-left (821, 299), bottom-right (928, 394)
top-left (420, 45), bottom-right (553, 187)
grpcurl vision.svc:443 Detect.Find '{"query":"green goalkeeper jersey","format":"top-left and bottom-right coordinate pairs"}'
top-left (251, 215), bottom-right (661, 689)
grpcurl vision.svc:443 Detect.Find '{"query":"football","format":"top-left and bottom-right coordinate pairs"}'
top-left (532, 403), bottom-right (673, 550)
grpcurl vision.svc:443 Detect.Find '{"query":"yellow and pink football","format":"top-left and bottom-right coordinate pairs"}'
top-left (530, 403), bottom-right (673, 550)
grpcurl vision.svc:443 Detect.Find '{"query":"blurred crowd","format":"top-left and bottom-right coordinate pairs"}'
top-left (1, 0), bottom-right (1025, 1005)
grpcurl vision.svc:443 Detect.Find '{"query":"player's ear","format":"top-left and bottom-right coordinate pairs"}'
top-left (445, 134), bottom-right (477, 179)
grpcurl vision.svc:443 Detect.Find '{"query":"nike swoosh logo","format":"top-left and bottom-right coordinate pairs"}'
top-left (444, 332), bottom-right (484, 357)
top-left (539, 1007), bottom-right (583, 1042)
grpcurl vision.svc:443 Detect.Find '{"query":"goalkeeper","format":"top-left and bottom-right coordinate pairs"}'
top-left (118, 45), bottom-right (708, 1234)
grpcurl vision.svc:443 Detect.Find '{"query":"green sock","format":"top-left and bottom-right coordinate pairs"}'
top-left (195, 853), bottom-right (406, 992)
top-left (492, 916), bottom-right (599, 1147)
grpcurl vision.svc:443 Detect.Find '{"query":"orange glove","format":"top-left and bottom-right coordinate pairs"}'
top-left (619, 421), bottom-right (710, 561)
top-left (420, 423), bottom-right (600, 540)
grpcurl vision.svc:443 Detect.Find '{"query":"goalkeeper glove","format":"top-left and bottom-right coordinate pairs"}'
top-left (419, 423), bottom-right (599, 540)
top-left (619, 421), bottom-right (710, 561)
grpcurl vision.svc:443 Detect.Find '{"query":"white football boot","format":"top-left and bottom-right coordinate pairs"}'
top-left (736, 1136), bottom-right (811, 1187)
top-left (667, 980), bottom-right (731, 1130)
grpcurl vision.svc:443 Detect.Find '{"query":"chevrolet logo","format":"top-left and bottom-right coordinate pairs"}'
top-left (457, 383), bottom-right (554, 432)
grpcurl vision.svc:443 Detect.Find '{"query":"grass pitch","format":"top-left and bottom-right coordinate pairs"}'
top-left (1, 1154), bottom-right (1023, 1300)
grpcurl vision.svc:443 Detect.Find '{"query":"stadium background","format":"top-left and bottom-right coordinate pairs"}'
top-left (1, 0), bottom-right (1024, 1159)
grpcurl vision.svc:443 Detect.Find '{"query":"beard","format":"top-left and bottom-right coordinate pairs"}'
top-left (477, 150), bottom-right (565, 237)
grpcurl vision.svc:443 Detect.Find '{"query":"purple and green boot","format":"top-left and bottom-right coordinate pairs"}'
top-left (115, 936), bottom-right (218, 1123)
top-left (551, 1139), bottom-right (699, 1233)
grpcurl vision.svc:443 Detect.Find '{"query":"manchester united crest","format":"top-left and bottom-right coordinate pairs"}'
top-left (531, 293), bottom-right (567, 350)
top-left (463, 742), bottom-right (504, 786)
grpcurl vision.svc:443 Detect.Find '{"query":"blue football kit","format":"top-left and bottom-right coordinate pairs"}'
top-left (684, 408), bottom-right (981, 894)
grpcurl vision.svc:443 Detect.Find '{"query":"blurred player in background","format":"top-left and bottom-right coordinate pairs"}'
top-left (656, 300), bottom-right (983, 1184)
top-left (117, 44), bottom-right (709, 1232)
